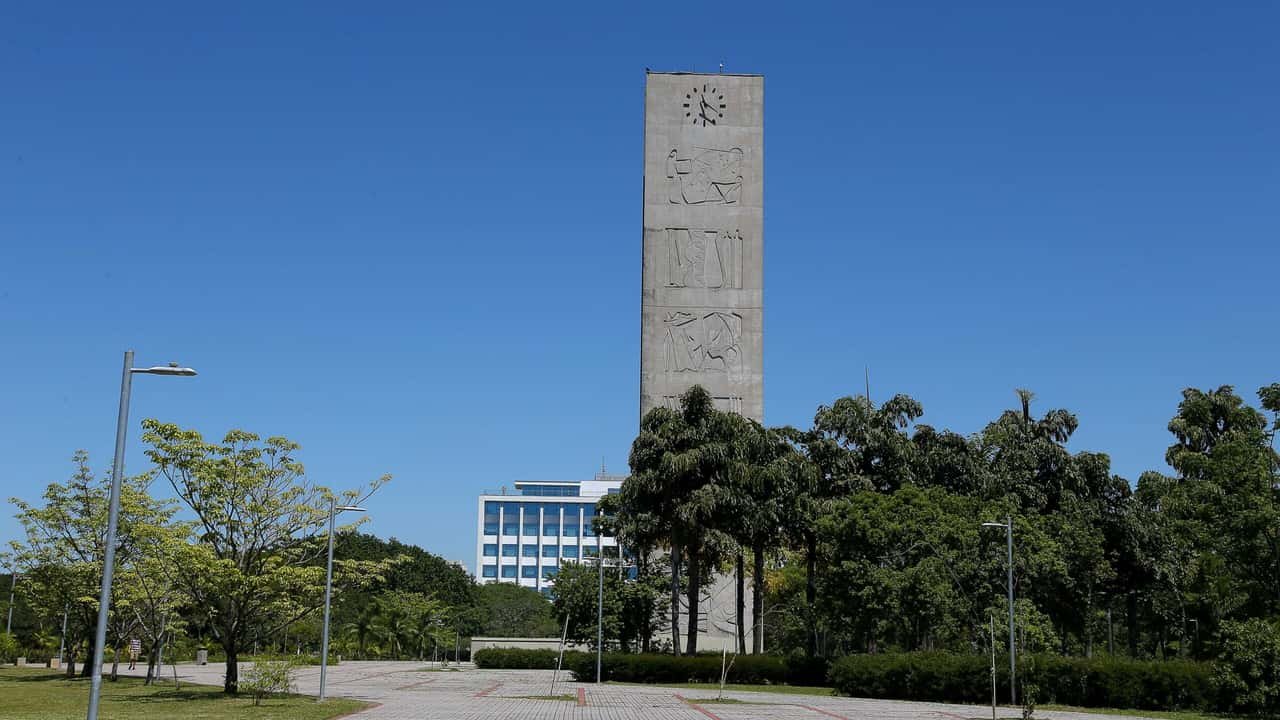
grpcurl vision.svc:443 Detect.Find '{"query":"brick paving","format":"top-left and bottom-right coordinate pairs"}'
top-left (118, 661), bottom-right (1164, 720)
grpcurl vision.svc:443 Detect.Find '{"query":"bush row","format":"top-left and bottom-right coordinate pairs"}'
top-left (473, 648), bottom-right (585, 670)
top-left (562, 652), bottom-right (828, 686)
top-left (473, 648), bottom-right (826, 686)
top-left (828, 652), bottom-right (1215, 711)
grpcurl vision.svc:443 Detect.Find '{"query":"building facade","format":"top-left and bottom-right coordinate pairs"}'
top-left (640, 71), bottom-right (764, 422)
top-left (474, 474), bottom-right (623, 596)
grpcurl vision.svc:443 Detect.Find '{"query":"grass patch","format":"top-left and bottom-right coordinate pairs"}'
top-left (509, 694), bottom-right (577, 701)
top-left (0, 667), bottom-right (368, 720)
top-left (617, 681), bottom-right (835, 697)
top-left (1040, 705), bottom-right (1235, 720)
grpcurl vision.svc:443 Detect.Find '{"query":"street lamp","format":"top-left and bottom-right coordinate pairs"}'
top-left (87, 352), bottom-right (196, 720)
top-left (5, 572), bottom-right (19, 634)
top-left (583, 552), bottom-right (634, 685)
top-left (982, 517), bottom-right (1016, 706)
top-left (319, 500), bottom-right (365, 702)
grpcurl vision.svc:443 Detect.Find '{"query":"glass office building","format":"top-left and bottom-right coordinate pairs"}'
top-left (474, 474), bottom-right (624, 596)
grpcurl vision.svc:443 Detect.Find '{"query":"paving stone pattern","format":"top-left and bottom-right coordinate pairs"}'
top-left (119, 661), bottom-right (1162, 720)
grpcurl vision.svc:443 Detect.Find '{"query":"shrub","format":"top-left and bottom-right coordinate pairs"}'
top-left (0, 633), bottom-right (18, 664)
top-left (1215, 618), bottom-right (1280, 714)
top-left (473, 648), bottom-right (585, 670)
top-left (828, 652), bottom-right (1215, 712)
top-left (560, 652), bottom-right (827, 686)
top-left (241, 659), bottom-right (297, 706)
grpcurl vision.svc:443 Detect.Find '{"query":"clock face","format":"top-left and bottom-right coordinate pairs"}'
top-left (684, 83), bottom-right (726, 127)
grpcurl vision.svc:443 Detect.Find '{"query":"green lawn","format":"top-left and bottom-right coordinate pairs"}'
top-left (0, 667), bottom-right (369, 720)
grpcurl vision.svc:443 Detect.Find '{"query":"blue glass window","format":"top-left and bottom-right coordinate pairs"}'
top-left (542, 545), bottom-right (558, 558)
top-left (502, 544), bottom-right (517, 557)
top-left (562, 545), bottom-right (579, 559)
top-left (501, 565), bottom-right (517, 578)
top-left (522, 565), bottom-right (537, 578)
top-left (482, 544), bottom-right (497, 557)
top-left (483, 501), bottom-right (499, 534)
top-left (584, 545), bottom-right (599, 558)
top-left (542, 566), bottom-right (558, 578)
top-left (583, 506), bottom-right (596, 537)
top-left (482, 564), bottom-right (497, 578)
top-left (522, 544), bottom-right (538, 558)
top-left (522, 510), bottom-right (538, 536)
top-left (501, 502), bottom-right (520, 535)
top-left (540, 587), bottom-right (553, 597)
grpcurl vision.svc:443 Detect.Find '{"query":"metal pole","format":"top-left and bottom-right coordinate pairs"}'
top-left (319, 499), bottom-right (336, 701)
top-left (5, 573), bottom-right (15, 633)
top-left (1107, 608), bottom-right (1113, 655)
top-left (59, 606), bottom-right (68, 664)
top-left (1006, 515), bottom-right (1016, 707)
top-left (87, 350), bottom-right (134, 720)
top-left (990, 615), bottom-right (997, 720)
top-left (596, 556), bottom-right (604, 684)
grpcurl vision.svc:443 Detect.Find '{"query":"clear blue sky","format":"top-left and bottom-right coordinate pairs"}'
top-left (2, 2), bottom-right (1276, 572)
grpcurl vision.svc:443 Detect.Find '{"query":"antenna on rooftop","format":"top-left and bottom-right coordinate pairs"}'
top-left (601, 456), bottom-right (607, 474)
top-left (719, 61), bottom-right (724, 74)
top-left (865, 366), bottom-right (872, 406)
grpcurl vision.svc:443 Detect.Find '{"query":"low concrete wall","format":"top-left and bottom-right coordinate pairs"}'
top-left (471, 637), bottom-right (589, 653)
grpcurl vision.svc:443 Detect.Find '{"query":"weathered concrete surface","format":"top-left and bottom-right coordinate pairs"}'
top-left (118, 660), bottom-right (1168, 720)
top-left (641, 71), bottom-right (764, 423)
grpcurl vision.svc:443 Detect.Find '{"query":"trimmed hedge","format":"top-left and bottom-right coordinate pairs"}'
top-left (473, 648), bottom-right (586, 670)
top-left (562, 652), bottom-right (828, 686)
top-left (829, 652), bottom-right (1216, 712)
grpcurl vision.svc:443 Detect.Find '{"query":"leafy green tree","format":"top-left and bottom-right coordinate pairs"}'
top-left (550, 561), bottom-right (621, 648)
top-left (472, 582), bottom-right (557, 637)
top-left (141, 420), bottom-right (389, 693)
top-left (8, 451), bottom-right (173, 679)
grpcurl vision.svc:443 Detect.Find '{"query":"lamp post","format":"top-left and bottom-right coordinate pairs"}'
top-left (87, 352), bottom-right (196, 720)
top-left (982, 517), bottom-right (1015, 706)
top-left (5, 572), bottom-right (18, 634)
top-left (584, 552), bottom-right (634, 684)
top-left (319, 500), bottom-right (365, 702)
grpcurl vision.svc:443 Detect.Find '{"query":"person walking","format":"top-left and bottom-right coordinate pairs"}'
top-left (127, 637), bottom-right (141, 670)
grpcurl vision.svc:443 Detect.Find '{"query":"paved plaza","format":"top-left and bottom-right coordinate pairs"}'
top-left (120, 660), bottom-right (1162, 720)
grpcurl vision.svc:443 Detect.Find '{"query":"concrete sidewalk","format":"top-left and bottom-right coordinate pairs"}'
top-left (119, 660), bottom-right (1161, 720)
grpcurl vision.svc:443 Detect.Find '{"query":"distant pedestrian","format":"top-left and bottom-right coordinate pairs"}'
top-left (128, 638), bottom-right (141, 670)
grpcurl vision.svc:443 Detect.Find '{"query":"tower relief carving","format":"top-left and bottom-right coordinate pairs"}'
top-left (663, 228), bottom-right (743, 289)
top-left (666, 147), bottom-right (743, 205)
top-left (662, 310), bottom-right (743, 375)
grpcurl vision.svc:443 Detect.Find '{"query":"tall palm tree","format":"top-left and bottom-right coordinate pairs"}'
top-left (342, 602), bottom-right (379, 659)
top-left (376, 604), bottom-right (413, 660)
top-left (628, 385), bottom-right (736, 655)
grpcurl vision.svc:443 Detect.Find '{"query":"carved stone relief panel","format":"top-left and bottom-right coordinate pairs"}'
top-left (661, 394), bottom-right (744, 414)
top-left (662, 310), bottom-right (743, 374)
top-left (666, 147), bottom-right (743, 205)
top-left (664, 228), bottom-right (743, 289)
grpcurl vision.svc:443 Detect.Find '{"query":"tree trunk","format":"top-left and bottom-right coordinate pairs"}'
top-left (65, 645), bottom-right (77, 678)
top-left (735, 552), bottom-right (746, 654)
top-left (685, 548), bottom-right (701, 655)
top-left (110, 644), bottom-right (120, 681)
top-left (145, 642), bottom-right (158, 685)
top-left (1126, 590), bottom-right (1138, 656)
top-left (752, 542), bottom-right (766, 654)
top-left (640, 548), bottom-right (652, 654)
top-left (224, 644), bottom-right (239, 694)
top-left (805, 535), bottom-right (817, 658)
top-left (670, 545), bottom-right (682, 655)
